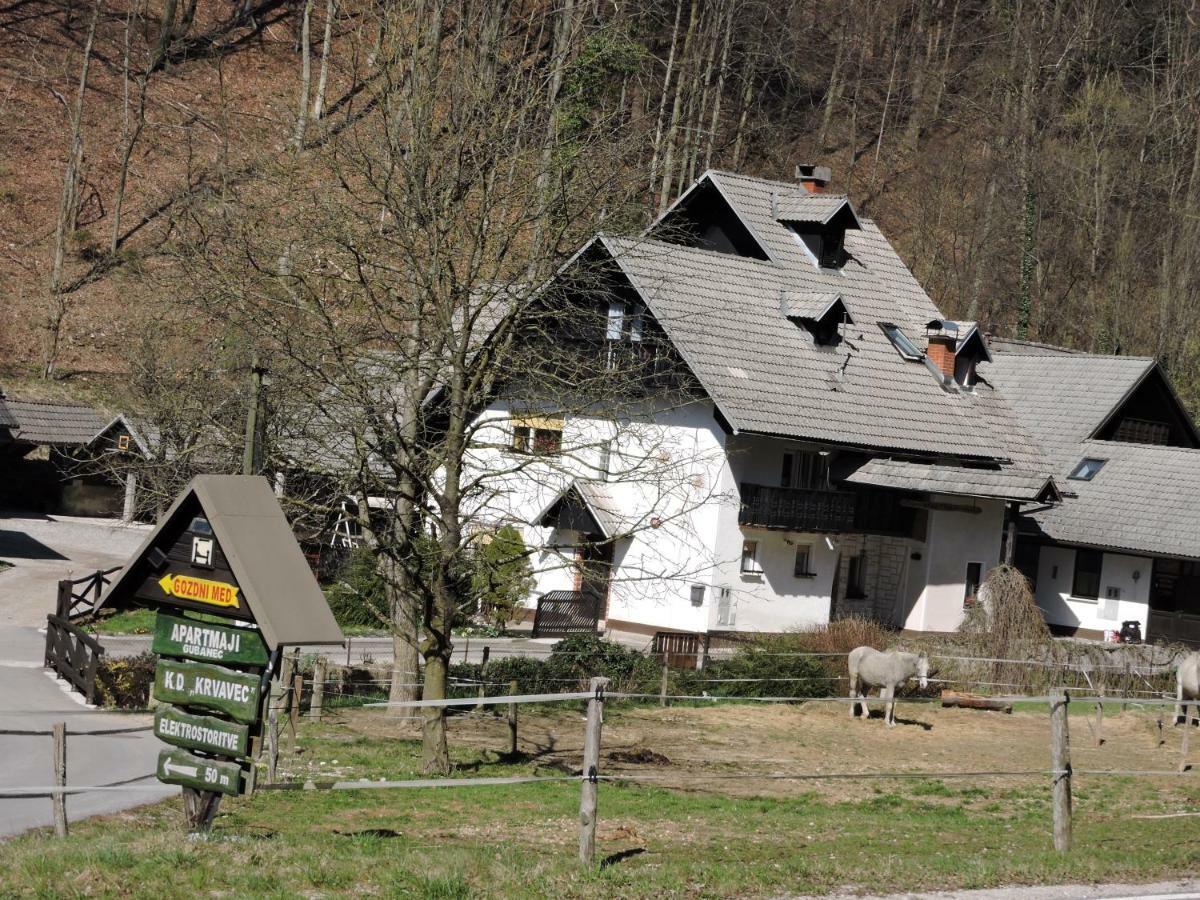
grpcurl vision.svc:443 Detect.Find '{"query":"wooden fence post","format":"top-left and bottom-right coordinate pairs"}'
top-left (660, 663), bottom-right (669, 707)
top-left (1180, 704), bottom-right (1192, 774)
top-left (507, 679), bottom-right (518, 756)
top-left (1093, 688), bottom-right (1104, 747)
top-left (475, 646), bottom-right (491, 713)
top-left (1050, 689), bottom-right (1072, 853)
top-left (309, 657), bottom-right (326, 720)
top-left (52, 723), bottom-right (67, 838)
top-left (289, 671), bottom-right (302, 753)
top-left (267, 706), bottom-right (280, 783)
top-left (579, 676), bottom-right (608, 867)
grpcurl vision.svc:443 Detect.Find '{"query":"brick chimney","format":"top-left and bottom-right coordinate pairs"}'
top-left (796, 164), bottom-right (832, 193)
top-left (926, 333), bottom-right (956, 380)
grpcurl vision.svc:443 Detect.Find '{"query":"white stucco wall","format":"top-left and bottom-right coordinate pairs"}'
top-left (903, 496), bottom-right (1005, 632)
top-left (1033, 545), bottom-right (1152, 636)
top-left (461, 399), bottom-right (730, 633)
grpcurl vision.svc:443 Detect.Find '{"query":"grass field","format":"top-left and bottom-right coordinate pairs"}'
top-left (2, 703), bottom-right (1197, 898)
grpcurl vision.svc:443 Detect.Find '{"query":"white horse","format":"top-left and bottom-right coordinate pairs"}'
top-left (1175, 651), bottom-right (1200, 726)
top-left (848, 646), bottom-right (930, 727)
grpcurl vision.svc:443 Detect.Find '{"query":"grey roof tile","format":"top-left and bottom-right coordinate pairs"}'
top-left (844, 458), bottom-right (1055, 501)
top-left (4, 399), bottom-right (106, 445)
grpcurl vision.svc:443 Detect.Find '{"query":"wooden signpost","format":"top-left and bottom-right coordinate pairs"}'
top-left (92, 475), bottom-right (345, 833)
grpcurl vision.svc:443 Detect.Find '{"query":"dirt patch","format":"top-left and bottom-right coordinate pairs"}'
top-left (330, 700), bottom-right (1196, 803)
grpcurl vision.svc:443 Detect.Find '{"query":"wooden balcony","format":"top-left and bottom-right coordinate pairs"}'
top-left (738, 483), bottom-right (912, 536)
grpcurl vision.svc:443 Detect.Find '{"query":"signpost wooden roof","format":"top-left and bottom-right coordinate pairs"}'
top-left (97, 474), bottom-right (344, 649)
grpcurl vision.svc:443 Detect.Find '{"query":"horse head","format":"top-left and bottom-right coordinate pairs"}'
top-left (916, 653), bottom-right (930, 689)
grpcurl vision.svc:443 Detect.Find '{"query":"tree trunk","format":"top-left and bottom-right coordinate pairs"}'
top-left (419, 646), bottom-right (450, 774)
top-left (312, 0), bottom-right (336, 121)
top-left (657, 0), bottom-right (699, 215)
top-left (291, 0), bottom-right (315, 151)
top-left (648, 0), bottom-right (683, 208)
top-left (44, 0), bottom-right (99, 379)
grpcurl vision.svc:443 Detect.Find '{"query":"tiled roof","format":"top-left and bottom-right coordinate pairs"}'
top-left (844, 458), bottom-right (1057, 501)
top-left (990, 337), bottom-right (1080, 356)
top-left (4, 399), bottom-right (106, 445)
top-left (981, 353), bottom-right (1155, 463)
top-left (1025, 439), bottom-right (1200, 559)
top-left (0, 396), bottom-right (17, 430)
top-left (773, 193), bottom-right (859, 226)
top-left (779, 291), bottom-right (845, 321)
top-left (601, 229), bottom-right (1028, 459)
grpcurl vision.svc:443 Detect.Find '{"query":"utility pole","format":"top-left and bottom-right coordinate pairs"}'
top-left (242, 356), bottom-right (267, 476)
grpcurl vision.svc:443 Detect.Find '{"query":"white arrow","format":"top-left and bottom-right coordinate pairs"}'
top-left (162, 759), bottom-right (200, 779)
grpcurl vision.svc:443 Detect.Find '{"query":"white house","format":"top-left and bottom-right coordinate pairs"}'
top-left (464, 166), bottom-right (1073, 642)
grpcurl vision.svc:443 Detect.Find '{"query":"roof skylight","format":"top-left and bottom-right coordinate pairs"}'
top-left (1068, 458), bottom-right (1106, 481)
top-left (880, 323), bottom-right (923, 361)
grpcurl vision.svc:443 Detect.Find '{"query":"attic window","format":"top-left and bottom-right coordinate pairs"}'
top-left (880, 323), bottom-right (923, 361)
top-left (786, 224), bottom-right (843, 269)
top-left (1068, 458), bottom-right (1106, 481)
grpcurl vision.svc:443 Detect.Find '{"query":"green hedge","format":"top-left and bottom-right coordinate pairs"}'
top-left (451, 635), bottom-right (827, 700)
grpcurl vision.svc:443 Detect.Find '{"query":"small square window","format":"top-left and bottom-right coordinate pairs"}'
top-left (963, 561), bottom-right (983, 608)
top-left (793, 544), bottom-right (814, 578)
top-left (1068, 458), bottom-right (1106, 481)
top-left (880, 323), bottom-right (924, 361)
top-left (846, 554), bottom-right (867, 599)
top-left (1072, 549), bottom-right (1103, 600)
top-left (740, 540), bottom-right (761, 574)
top-left (689, 584), bottom-right (705, 606)
top-left (117, 434), bottom-right (131, 451)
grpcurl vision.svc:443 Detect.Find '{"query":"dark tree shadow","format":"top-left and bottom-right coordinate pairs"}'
top-left (601, 848), bottom-right (646, 869)
top-left (0, 530), bottom-right (68, 560)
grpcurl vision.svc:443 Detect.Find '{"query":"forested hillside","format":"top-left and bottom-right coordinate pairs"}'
top-left (3, 0), bottom-right (1200, 408)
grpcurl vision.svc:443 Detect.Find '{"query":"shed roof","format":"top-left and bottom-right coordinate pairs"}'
top-left (843, 458), bottom-right (1059, 502)
top-left (97, 475), bottom-right (344, 648)
top-left (536, 480), bottom-right (627, 539)
top-left (3, 399), bottom-right (106, 445)
top-left (0, 396), bottom-right (16, 430)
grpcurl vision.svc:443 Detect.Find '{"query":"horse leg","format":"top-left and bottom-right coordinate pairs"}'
top-left (849, 673), bottom-right (859, 719)
top-left (1176, 682), bottom-right (1185, 726)
top-left (885, 685), bottom-right (896, 727)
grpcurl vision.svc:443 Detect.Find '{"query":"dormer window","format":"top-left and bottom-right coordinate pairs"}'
top-left (782, 292), bottom-right (853, 346)
top-left (776, 194), bottom-right (862, 271)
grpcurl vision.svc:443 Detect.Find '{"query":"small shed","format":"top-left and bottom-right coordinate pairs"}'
top-left (96, 474), bottom-right (344, 649)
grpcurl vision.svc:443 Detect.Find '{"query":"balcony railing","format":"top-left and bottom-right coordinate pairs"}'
top-left (738, 483), bottom-right (912, 536)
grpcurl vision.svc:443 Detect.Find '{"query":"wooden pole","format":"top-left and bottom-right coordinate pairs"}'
top-left (309, 656), bottom-right (326, 720)
top-left (267, 706), bottom-right (280, 783)
top-left (1180, 704), bottom-right (1192, 774)
top-left (1093, 688), bottom-right (1104, 747)
top-left (660, 662), bottom-right (669, 707)
top-left (507, 679), bottom-right (518, 756)
top-left (52, 722), bottom-right (67, 838)
top-left (476, 646), bottom-right (491, 713)
top-left (289, 671), bottom-right (302, 753)
top-left (182, 788), bottom-right (221, 833)
top-left (1050, 688), bottom-right (1072, 852)
top-left (579, 676), bottom-right (608, 868)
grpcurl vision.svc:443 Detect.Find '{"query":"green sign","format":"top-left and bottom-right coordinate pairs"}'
top-left (157, 748), bottom-right (243, 796)
top-left (154, 659), bottom-right (263, 724)
top-left (154, 704), bottom-right (250, 758)
top-left (152, 612), bottom-right (269, 667)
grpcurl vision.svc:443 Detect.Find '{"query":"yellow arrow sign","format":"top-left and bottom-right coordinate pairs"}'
top-left (158, 573), bottom-right (240, 608)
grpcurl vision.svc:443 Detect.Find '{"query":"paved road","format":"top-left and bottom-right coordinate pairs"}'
top-left (837, 882), bottom-right (1200, 900)
top-left (0, 513), bottom-right (164, 838)
top-left (100, 633), bottom-right (581, 665)
top-left (0, 511), bottom-right (149, 627)
top-left (0, 626), bottom-right (168, 839)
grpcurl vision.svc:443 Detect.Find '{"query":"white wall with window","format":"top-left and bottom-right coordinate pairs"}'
top-left (902, 497), bottom-right (1005, 632)
top-left (1033, 545), bottom-right (1151, 636)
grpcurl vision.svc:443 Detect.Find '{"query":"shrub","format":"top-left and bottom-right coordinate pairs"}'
top-left (698, 638), bottom-right (829, 698)
top-left (325, 545), bottom-right (390, 630)
top-left (94, 651), bottom-right (157, 708)
top-left (471, 525), bottom-right (534, 631)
